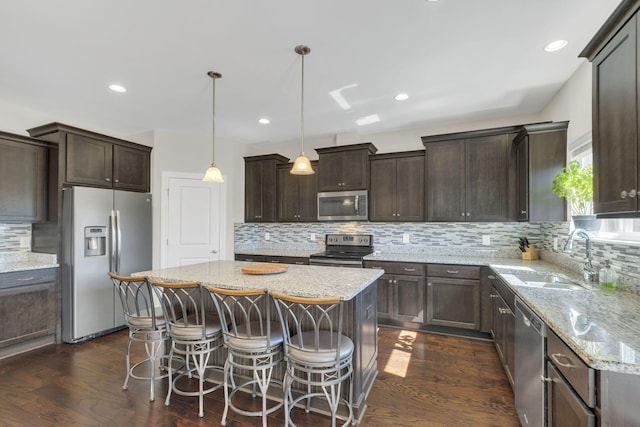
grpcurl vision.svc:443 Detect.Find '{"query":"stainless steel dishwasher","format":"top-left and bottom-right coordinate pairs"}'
top-left (515, 297), bottom-right (546, 426)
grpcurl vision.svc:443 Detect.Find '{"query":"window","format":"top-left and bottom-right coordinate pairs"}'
top-left (570, 132), bottom-right (640, 245)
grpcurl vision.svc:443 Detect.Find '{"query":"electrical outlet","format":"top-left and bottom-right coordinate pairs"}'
top-left (265, 232), bottom-right (270, 241)
top-left (482, 235), bottom-right (491, 246)
top-left (20, 236), bottom-right (30, 248)
top-left (402, 233), bottom-right (410, 244)
top-left (553, 237), bottom-right (559, 251)
top-left (310, 233), bottom-right (316, 241)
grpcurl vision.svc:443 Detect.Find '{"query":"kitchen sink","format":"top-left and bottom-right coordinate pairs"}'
top-left (504, 273), bottom-right (584, 291)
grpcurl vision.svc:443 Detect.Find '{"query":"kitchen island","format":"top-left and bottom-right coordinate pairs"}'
top-left (136, 260), bottom-right (383, 422)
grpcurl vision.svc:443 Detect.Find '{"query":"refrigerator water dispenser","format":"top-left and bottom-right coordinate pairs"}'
top-left (85, 226), bottom-right (107, 257)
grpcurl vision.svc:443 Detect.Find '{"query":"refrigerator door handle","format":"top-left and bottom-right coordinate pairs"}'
top-left (110, 209), bottom-right (117, 272)
top-left (115, 209), bottom-right (122, 273)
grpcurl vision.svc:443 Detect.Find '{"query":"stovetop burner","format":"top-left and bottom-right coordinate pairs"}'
top-left (309, 234), bottom-right (374, 267)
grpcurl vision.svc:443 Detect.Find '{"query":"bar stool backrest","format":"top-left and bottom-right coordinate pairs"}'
top-left (207, 287), bottom-right (276, 350)
top-left (148, 279), bottom-right (209, 341)
top-left (271, 293), bottom-right (344, 363)
top-left (109, 272), bottom-right (160, 330)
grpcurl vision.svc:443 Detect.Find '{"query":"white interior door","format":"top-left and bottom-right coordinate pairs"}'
top-left (163, 173), bottom-right (225, 267)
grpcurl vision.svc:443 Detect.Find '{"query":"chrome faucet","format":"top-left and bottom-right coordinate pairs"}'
top-left (564, 228), bottom-right (597, 282)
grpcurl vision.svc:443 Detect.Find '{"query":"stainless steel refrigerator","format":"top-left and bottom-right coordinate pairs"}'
top-left (62, 186), bottom-right (152, 343)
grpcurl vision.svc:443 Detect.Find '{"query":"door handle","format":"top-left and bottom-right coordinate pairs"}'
top-left (211, 250), bottom-right (218, 254)
top-left (550, 353), bottom-right (576, 368)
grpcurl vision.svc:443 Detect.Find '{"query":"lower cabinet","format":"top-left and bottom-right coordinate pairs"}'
top-left (426, 264), bottom-right (480, 330)
top-left (489, 272), bottom-right (515, 388)
top-left (0, 268), bottom-right (57, 357)
top-left (364, 261), bottom-right (426, 324)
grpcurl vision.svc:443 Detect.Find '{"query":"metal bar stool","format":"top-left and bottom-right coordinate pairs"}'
top-left (206, 286), bottom-right (284, 427)
top-left (271, 292), bottom-right (354, 427)
top-left (108, 272), bottom-right (169, 401)
top-left (148, 278), bottom-right (224, 418)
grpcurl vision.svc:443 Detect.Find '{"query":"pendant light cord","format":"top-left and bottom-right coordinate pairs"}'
top-left (300, 51), bottom-right (305, 155)
top-left (212, 75), bottom-right (217, 166)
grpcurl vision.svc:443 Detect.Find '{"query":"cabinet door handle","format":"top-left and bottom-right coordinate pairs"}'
top-left (446, 270), bottom-right (459, 274)
top-left (541, 376), bottom-right (553, 383)
top-left (461, 212), bottom-right (465, 217)
top-left (106, 178), bottom-right (111, 182)
top-left (211, 250), bottom-right (218, 254)
top-left (621, 189), bottom-right (637, 199)
top-left (114, 179), bottom-right (119, 183)
top-left (550, 353), bottom-right (576, 368)
top-left (487, 275), bottom-right (496, 280)
top-left (520, 210), bottom-right (527, 215)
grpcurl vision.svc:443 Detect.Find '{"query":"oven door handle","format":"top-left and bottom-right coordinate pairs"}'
top-left (354, 195), bottom-right (359, 217)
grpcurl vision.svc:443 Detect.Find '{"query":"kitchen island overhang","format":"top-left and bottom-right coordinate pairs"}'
top-left (136, 260), bottom-right (383, 422)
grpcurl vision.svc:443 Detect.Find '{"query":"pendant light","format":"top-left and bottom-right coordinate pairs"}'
top-left (290, 45), bottom-right (315, 175)
top-left (203, 71), bottom-right (224, 183)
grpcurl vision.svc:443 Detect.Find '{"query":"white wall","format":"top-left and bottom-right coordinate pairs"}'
top-left (539, 60), bottom-right (593, 144)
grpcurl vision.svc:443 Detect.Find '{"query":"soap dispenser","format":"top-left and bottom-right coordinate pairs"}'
top-left (599, 260), bottom-right (617, 290)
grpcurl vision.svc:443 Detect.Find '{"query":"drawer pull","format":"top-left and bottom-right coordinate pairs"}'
top-left (270, 260), bottom-right (281, 263)
top-left (487, 275), bottom-right (496, 280)
top-left (490, 294), bottom-right (498, 298)
top-left (404, 268), bottom-right (416, 272)
top-left (550, 353), bottom-right (576, 368)
top-left (18, 277), bottom-right (35, 281)
top-left (446, 270), bottom-right (459, 274)
top-left (294, 262), bottom-right (305, 265)
top-left (541, 376), bottom-right (553, 383)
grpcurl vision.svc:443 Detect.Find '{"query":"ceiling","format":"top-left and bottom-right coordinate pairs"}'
top-left (0, 0), bottom-right (623, 145)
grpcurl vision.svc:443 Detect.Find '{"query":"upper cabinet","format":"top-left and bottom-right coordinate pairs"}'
top-left (277, 161), bottom-right (318, 222)
top-left (0, 132), bottom-right (48, 223)
top-left (315, 143), bottom-right (377, 192)
top-left (370, 151), bottom-right (425, 222)
top-left (27, 122), bottom-right (152, 193)
top-left (423, 128), bottom-right (515, 222)
top-left (580, 1), bottom-right (640, 216)
top-left (514, 122), bottom-right (568, 222)
top-left (245, 154), bottom-right (289, 222)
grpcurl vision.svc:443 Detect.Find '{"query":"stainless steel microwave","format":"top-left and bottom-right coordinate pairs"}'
top-left (317, 190), bottom-right (368, 221)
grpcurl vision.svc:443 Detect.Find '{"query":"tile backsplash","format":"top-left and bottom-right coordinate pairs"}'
top-left (235, 221), bottom-right (640, 294)
top-left (0, 223), bottom-right (31, 252)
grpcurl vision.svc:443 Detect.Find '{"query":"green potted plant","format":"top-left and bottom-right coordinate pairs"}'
top-left (552, 161), bottom-right (598, 230)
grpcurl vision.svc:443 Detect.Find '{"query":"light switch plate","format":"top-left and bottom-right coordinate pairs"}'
top-left (310, 233), bottom-right (316, 241)
top-left (265, 232), bottom-right (270, 241)
top-left (482, 235), bottom-right (491, 246)
top-left (402, 233), bottom-right (410, 244)
top-left (20, 236), bottom-right (30, 248)
top-left (553, 237), bottom-right (558, 251)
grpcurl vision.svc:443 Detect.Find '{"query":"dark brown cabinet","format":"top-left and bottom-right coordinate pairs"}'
top-left (514, 122), bottom-right (568, 221)
top-left (581, 2), bottom-right (640, 215)
top-left (426, 264), bottom-right (480, 330)
top-left (244, 154), bottom-right (289, 222)
top-left (0, 268), bottom-right (57, 357)
top-left (27, 123), bottom-right (151, 192)
top-left (489, 272), bottom-right (515, 388)
top-left (423, 129), bottom-right (513, 222)
top-left (277, 161), bottom-right (318, 222)
top-left (0, 132), bottom-right (47, 222)
top-left (364, 261), bottom-right (425, 324)
top-left (315, 143), bottom-right (377, 192)
top-left (370, 151), bottom-right (424, 222)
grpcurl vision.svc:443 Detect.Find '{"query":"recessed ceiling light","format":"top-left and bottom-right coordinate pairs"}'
top-left (395, 93), bottom-right (409, 101)
top-left (109, 84), bottom-right (127, 93)
top-left (544, 40), bottom-right (568, 52)
top-left (258, 118), bottom-right (270, 125)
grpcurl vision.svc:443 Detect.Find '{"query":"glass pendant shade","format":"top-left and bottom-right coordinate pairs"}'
top-left (291, 154), bottom-right (314, 175)
top-left (203, 164), bottom-right (224, 183)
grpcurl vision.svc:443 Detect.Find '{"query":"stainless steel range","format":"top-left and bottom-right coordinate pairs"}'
top-left (309, 234), bottom-right (374, 268)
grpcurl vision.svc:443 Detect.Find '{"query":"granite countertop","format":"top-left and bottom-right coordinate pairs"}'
top-left (136, 260), bottom-right (384, 301)
top-left (0, 252), bottom-right (59, 273)
top-left (367, 251), bottom-right (640, 375)
top-left (234, 248), bottom-right (319, 258)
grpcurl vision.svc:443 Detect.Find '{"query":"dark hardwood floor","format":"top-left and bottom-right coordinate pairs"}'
top-left (0, 327), bottom-right (518, 426)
